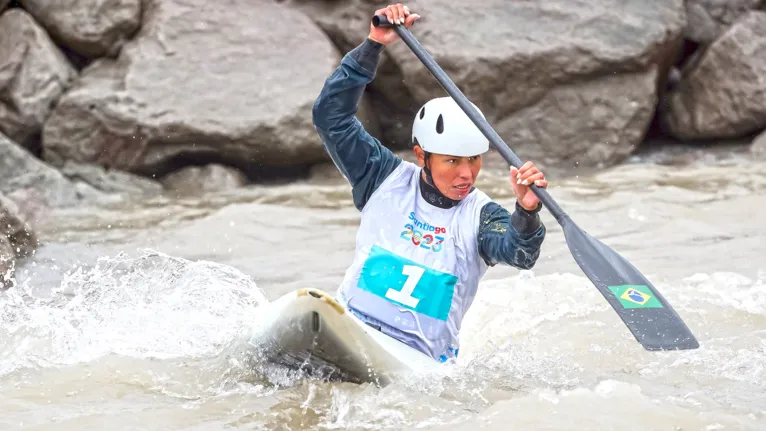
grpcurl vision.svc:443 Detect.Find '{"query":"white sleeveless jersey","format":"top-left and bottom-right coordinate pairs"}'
top-left (336, 160), bottom-right (493, 362)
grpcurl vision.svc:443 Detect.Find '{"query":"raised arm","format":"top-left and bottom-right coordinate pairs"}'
top-left (312, 38), bottom-right (402, 211)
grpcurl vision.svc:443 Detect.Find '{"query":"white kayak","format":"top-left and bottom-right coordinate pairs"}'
top-left (246, 287), bottom-right (442, 385)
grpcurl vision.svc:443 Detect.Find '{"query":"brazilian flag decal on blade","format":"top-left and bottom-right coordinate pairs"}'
top-left (608, 285), bottom-right (664, 309)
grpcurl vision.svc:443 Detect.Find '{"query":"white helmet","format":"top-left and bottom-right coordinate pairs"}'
top-left (412, 97), bottom-right (489, 157)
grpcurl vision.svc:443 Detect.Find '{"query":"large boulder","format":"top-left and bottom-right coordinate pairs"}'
top-left (286, 0), bottom-right (686, 167)
top-left (41, 0), bottom-right (347, 177)
top-left (0, 8), bottom-right (77, 148)
top-left (0, 131), bottom-right (98, 209)
top-left (684, 0), bottom-right (764, 43)
top-left (19, 0), bottom-right (142, 59)
top-left (663, 11), bottom-right (766, 140)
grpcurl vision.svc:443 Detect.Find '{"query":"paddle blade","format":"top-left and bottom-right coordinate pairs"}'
top-left (560, 218), bottom-right (699, 351)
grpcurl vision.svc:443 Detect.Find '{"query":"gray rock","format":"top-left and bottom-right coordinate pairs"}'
top-left (0, 192), bottom-right (37, 259)
top-left (0, 131), bottom-right (100, 209)
top-left (41, 0), bottom-right (341, 176)
top-left (161, 164), bottom-right (248, 195)
top-left (0, 191), bottom-right (38, 289)
top-left (663, 11), bottom-right (766, 140)
top-left (751, 129), bottom-right (766, 158)
top-left (19, 0), bottom-right (142, 58)
top-left (494, 67), bottom-right (659, 167)
top-left (60, 160), bottom-right (164, 196)
top-left (685, 0), bottom-right (764, 43)
top-left (287, 0), bottom-right (686, 167)
top-left (0, 235), bottom-right (12, 289)
top-left (0, 9), bottom-right (77, 148)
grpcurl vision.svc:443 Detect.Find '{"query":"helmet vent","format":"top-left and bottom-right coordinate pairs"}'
top-left (436, 114), bottom-right (444, 134)
top-left (419, 106), bottom-right (425, 119)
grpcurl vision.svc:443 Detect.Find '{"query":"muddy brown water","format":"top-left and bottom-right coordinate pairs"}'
top-left (1, 144), bottom-right (765, 430)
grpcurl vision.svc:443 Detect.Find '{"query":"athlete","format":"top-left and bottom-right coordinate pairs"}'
top-left (312, 3), bottom-right (548, 363)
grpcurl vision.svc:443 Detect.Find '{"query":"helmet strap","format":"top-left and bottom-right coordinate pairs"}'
top-left (419, 151), bottom-right (464, 209)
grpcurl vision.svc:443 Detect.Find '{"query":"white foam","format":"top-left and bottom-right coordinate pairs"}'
top-left (0, 250), bottom-right (268, 376)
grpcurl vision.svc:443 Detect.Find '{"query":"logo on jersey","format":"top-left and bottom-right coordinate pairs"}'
top-left (400, 212), bottom-right (446, 252)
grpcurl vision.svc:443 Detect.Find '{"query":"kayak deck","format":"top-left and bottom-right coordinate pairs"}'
top-left (247, 288), bottom-right (440, 385)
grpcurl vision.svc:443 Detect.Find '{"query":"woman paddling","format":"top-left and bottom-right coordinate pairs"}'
top-left (312, 3), bottom-right (549, 363)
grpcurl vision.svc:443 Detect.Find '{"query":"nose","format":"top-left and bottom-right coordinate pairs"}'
top-left (456, 161), bottom-right (472, 180)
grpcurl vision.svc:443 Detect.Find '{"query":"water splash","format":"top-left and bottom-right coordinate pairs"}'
top-left (0, 250), bottom-right (268, 376)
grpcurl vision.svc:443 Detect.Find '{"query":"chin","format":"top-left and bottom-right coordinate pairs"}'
top-left (447, 189), bottom-right (472, 200)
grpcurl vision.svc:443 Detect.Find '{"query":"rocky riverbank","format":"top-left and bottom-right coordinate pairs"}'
top-left (1, 0), bottom-right (766, 284)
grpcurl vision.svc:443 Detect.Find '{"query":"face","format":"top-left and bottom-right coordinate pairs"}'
top-left (415, 146), bottom-right (483, 200)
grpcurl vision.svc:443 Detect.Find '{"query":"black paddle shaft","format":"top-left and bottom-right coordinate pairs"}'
top-left (372, 14), bottom-right (568, 224)
top-left (371, 14), bottom-right (699, 351)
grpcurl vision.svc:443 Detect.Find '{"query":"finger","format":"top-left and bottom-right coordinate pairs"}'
top-left (393, 3), bottom-right (403, 24)
top-left (404, 5), bottom-right (411, 15)
top-left (519, 167), bottom-right (541, 183)
top-left (404, 12), bottom-right (420, 27)
top-left (516, 161), bottom-right (534, 178)
top-left (384, 5), bottom-right (395, 24)
top-left (401, 4), bottom-right (409, 24)
top-left (533, 179), bottom-right (548, 188)
top-left (520, 172), bottom-right (544, 185)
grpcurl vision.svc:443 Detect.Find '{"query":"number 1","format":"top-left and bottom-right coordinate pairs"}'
top-left (385, 265), bottom-right (424, 308)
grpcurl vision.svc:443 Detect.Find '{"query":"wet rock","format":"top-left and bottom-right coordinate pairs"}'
top-left (161, 164), bottom-right (248, 195)
top-left (19, 0), bottom-right (142, 58)
top-left (0, 8), bottom-right (77, 148)
top-left (0, 192), bottom-right (37, 258)
top-left (752, 129), bottom-right (766, 158)
top-left (0, 236), bottom-right (12, 289)
top-left (286, 0), bottom-right (686, 167)
top-left (0, 191), bottom-right (37, 289)
top-left (685, 0), bottom-right (764, 43)
top-left (60, 161), bottom-right (164, 196)
top-left (663, 11), bottom-right (766, 141)
top-left (41, 0), bottom-right (340, 177)
top-left (494, 68), bottom-right (659, 166)
top-left (0, 131), bottom-right (100, 209)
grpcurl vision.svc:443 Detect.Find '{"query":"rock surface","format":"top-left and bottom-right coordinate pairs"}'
top-left (685, 0), bottom-right (764, 43)
top-left (752, 129), bottom-right (766, 158)
top-left (60, 161), bottom-right (164, 196)
top-left (663, 11), bottom-right (766, 140)
top-left (41, 0), bottom-right (342, 176)
top-left (0, 192), bottom-right (37, 258)
top-left (0, 8), bottom-right (77, 148)
top-left (161, 164), bottom-right (249, 195)
top-left (0, 0), bottom-right (8, 13)
top-left (287, 0), bottom-right (686, 166)
top-left (19, 0), bottom-right (142, 58)
top-left (0, 192), bottom-right (37, 289)
top-left (0, 236), bottom-right (12, 289)
top-left (0, 131), bottom-right (98, 209)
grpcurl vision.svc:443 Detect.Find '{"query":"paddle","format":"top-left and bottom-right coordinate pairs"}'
top-left (372, 14), bottom-right (699, 351)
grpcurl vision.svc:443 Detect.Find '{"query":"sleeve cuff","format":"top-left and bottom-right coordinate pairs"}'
top-left (348, 38), bottom-right (386, 74)
top-left (511, 201), bottom-right (542, 235)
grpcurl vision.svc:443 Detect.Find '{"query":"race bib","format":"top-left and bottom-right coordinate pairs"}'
top-left (357, 245), bottom-right (457, 321)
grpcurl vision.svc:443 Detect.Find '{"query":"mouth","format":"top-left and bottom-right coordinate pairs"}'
top-left (452, 183), bottom-right (471, 193)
